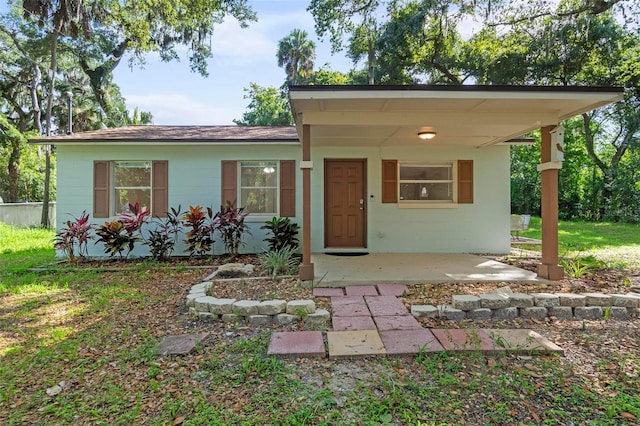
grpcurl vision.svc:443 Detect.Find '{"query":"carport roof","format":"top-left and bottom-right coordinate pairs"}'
top-left (288, 85), bottom-right (624, 147)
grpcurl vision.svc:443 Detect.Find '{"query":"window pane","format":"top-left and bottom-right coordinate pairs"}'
top-left (116, 189), bottom-right (151, 212)
top-left (399, 164), bottom-right (451, 180)
top-left (241, 188), bottom-right (277, 214)
top-left (400, 183), bottom-right (452, 201)
top-left (114, 161), bottom-right (151, 187)
top-left (240, 161), bottom-right (278, 214)
top-left (425, 166), bottom-right (452, 180)
top-left (114, 161), bottom-right (151, 214)
top-left (240, 162), bottom-right (277, 187)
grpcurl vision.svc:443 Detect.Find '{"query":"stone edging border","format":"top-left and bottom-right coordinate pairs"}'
top-left (186, 280), bottom-right (330, 327)
top-left (411, 286), bottom-right (640, 321)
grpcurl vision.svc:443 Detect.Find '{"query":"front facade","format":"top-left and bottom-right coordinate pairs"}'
top-left (53, 127), bottom-right (302, 256)
top-left (35, 85), bottom-right (624, 280)
top-left (308, 144), bottom-right (509, 254)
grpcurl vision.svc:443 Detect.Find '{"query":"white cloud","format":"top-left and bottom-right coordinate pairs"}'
top-left (113, 4), bottom-right (351, 126)
top-left (211, 9), bottom-right (315, 66)
top-left (125, 93), bottom-right (241, 125)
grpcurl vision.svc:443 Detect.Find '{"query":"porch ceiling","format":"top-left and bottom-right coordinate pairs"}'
top-left (289, 85), bottom-right (623, 147)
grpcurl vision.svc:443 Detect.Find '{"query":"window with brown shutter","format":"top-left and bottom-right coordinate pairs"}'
top-left (152, 160), bottom-right (168, 217)
top-left (457, 160), bottom-right (474, 203)
top-left (279, 160), bottom-right (295, 217)
top-left (93, 161), bottom-right (110, 218)
top-left (382, 159), bottom-right (473, 205)
top-left (229, 160), bottom-right (297, 217)
top-left (381, 159), bottom-right (398, 203)
top-left (94, 160), bottom-right (169, 218)
top-left (221, 160), bottom-right (238, 207)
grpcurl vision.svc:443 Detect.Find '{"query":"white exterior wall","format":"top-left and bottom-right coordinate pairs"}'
top-left (309, 144), bottom-right (511, 254)
top-left (56, 144), bottom-right (302, 257)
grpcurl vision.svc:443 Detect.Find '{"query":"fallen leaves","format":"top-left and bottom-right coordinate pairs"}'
top-left (2, 256), bottom-right (639, 425)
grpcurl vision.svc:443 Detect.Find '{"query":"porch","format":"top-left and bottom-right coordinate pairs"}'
top-left (311, 253), bottom-right (540, 286)
top-left (290, 85), bottom-right (624, 282)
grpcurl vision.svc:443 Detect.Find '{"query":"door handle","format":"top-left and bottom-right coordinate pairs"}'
top-left (360, 198), bottom-right (364, 210)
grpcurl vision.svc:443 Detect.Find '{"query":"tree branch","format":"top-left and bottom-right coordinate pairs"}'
top-left (77, 40), bottom-right (128, 110)
top-left (582, 112), bottom-right (608, 173)
top-left (489, 0), bottom-right (623, 27)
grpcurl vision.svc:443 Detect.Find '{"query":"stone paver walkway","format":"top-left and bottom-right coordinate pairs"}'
top-left (267, 285), bottom-right (564, 358)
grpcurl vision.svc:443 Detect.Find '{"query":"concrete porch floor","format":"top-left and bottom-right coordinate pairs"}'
top-left (312, 253), bottom-right (541, 286)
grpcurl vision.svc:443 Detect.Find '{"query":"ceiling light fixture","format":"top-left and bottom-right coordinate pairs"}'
top-left (418, 131), bottom-right (436, 140)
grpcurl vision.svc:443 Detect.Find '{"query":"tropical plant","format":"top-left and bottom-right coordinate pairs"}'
top-left (561, 255), bottom-right (606, 279)
top-left (259, 247), bottom-right (298, 278)
top-left (54, 210), bottom-right (94, 262)
top-left (95, 220), bottom-right (132, 258)
top-left (182, 205), bottom-right (215, 257)
top-left (213, 203), bottom-right (250, 257)
top-left (120, 202), bottom-right (151, 235)
top-left (261, 217), bottom-right (300, 252)
top-left (145, 206), bottom-right (182, 261)
top-left (95, 202), bottom-right (149, 258)
top-left (276, 29), bottom-right (316, 85)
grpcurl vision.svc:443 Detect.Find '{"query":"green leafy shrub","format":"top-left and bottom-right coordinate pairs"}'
top-left (54, 211), bottom-right (94, 262)
top-left (95, 220), bottom-right (133, 258)
top-left (261, 217), bottom-right (300, 252)
top-left (213, 202), bottom-right (250, 257)
top-left (182, 205), bottom-right (214, 257)
top-left (561, 255), bottom-right (605, 279)
top-left (259, 247), bottom-right (298, 278)
top-left (145, 206), bottom-right (182, 260)
top-left (95, 203), bottom-right (149, 258)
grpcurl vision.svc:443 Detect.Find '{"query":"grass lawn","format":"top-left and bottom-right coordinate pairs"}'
top-left (1, 222), bottom-right (639, 425)
top-left (519, 216), bottom-right (640, 270)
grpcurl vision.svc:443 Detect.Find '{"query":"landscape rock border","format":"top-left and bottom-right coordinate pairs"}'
top-left (411, 286), bottom-right (640, 321)
top-left (187, 280), bottom-right (330, 328)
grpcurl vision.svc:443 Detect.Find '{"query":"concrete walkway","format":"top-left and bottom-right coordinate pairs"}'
top-left (267, 284), bottom-right (564, 359)
top-left (312, 253), bottom-right (541, 286)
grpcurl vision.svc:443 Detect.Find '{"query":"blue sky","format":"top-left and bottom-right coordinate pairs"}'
top-left (114, 0), bottom-right (353, 125)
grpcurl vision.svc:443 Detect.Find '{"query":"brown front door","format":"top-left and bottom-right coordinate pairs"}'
top-left (324, 159), bottom-right (366, 248)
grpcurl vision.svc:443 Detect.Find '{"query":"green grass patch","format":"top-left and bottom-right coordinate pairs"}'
top-left (519, 217), bottom-right (640, 269)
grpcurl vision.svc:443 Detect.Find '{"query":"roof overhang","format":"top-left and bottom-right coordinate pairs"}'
top-left (29, 125), bottom-right (300, 145)
top-left (289, 85), bottom-right (624, 147)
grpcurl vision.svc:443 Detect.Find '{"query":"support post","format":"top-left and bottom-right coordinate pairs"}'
top-left (299, 124), bottom-right (315, 281)
top-left (537, 125), bottom-right (564, 280)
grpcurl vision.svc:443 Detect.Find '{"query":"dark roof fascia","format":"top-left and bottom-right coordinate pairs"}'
top-left (288, 84), bottom-right (625, 94)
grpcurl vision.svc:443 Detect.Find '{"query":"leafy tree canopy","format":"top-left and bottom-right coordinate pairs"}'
top-left (233, 83), bottom-right (293, 126)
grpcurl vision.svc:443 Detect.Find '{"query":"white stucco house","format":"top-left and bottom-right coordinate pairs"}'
top-left (32, 85), bottom-right (623, 280)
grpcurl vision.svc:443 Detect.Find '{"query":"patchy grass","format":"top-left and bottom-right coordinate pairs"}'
top-left (519, 217), bottom-right (640, 270)
top-left (1, 223), bottom-right (639, 425)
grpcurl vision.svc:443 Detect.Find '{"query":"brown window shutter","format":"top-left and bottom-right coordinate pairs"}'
top-left (93, 161), bottom-right (110, 218)
top-left (221, 160), bottom-right (237, 207)
top-left (381, 160), bottom-right (398, 203)
top-left (152, 160), bottom-right (168, 217)
top-left (279, 160), bottom-right (295, 217)
top-left (458, 160), bottom-right (474, 204)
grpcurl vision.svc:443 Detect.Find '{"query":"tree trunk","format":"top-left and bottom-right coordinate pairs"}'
top-left (367, 38), bottom-right (375, 85)
top-left (31, 63), bottom-right (42, 135)
top-left (41, 30), bottom-right (59, 228)
top-left (8, 139), bottom-right (21, 202)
